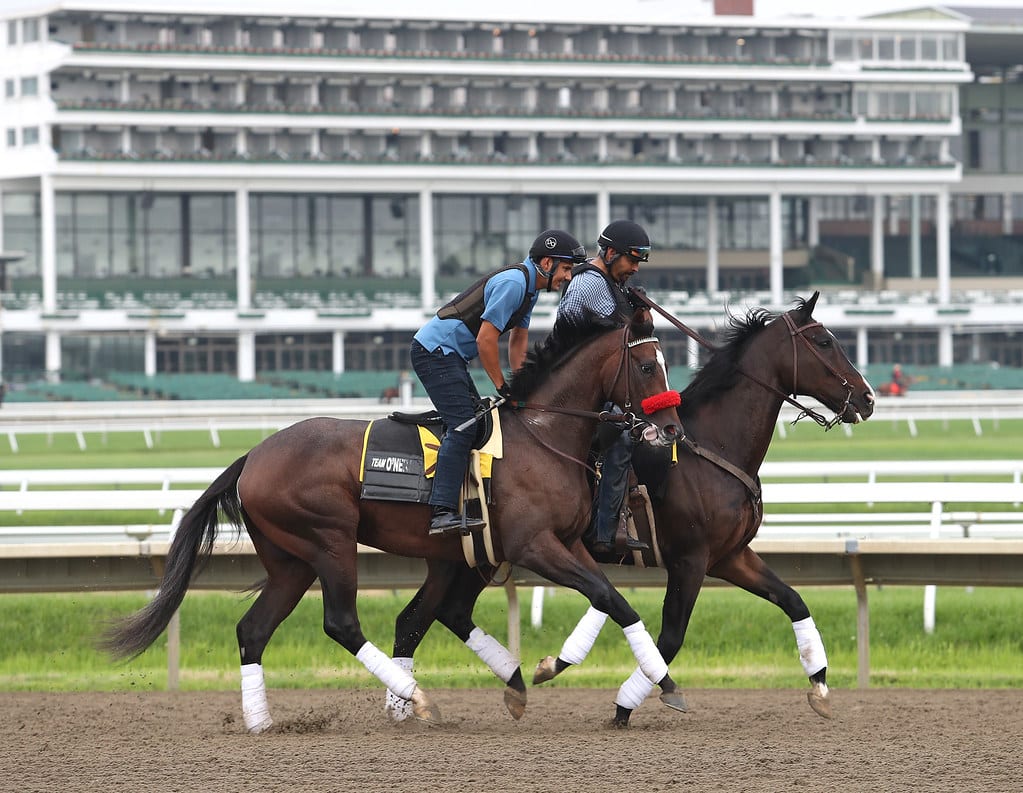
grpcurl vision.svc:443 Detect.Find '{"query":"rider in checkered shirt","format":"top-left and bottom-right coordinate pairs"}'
top-left (557, 220), bottom-right (653, 554)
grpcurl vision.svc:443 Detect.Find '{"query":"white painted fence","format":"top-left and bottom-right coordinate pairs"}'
top-left (1, 464), bottom-right (1021, 688)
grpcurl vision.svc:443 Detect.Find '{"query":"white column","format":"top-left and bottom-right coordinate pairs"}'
top-left (888, 196), bottom-right (900, 235)
top-left (769, 190), bottom-right (783, 305)
top-left (0, 187), bottom-right (4, 250)
top-left (45, 330), bottom-right (61, 382)
top-left (332, 330), bottom-right (345, 374)
top-left (938, 326), bottom-right (953, 367)
top-left (1002, 192), bottom-right (1014, 235)
top-left (910, 193), bottom-right (922, 280)
top-left (597, 190), bottom-right (610, 237)
top-left (419, 188), bottom-right (435, 311)
top-left (144, 331), bottom-right (156, 376)
top-left (706, 197), bottom-right (719, 294)
top-left (235, 187), bottom-right (250, 310)
top-left (40, 174), bottom-right (57, 314)
top-left (237, 330), bottom-right (255, 382)
top-left (936, 187), bottom-right (951, 305)
top-left (870, 194), bottom-right (884, 287)
top-left (687, 336), bottom-right (699, 370)
top-left (856, 327), bottom-right (869, 370)
top-left (807, 196), bottom-right (819, 247)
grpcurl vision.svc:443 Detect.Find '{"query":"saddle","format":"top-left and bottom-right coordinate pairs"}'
top-left (359, 408), bottom-right (503, 569)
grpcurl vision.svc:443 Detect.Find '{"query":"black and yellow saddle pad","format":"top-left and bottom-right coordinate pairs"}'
top-left (359, 419), bottom-right (441, 503)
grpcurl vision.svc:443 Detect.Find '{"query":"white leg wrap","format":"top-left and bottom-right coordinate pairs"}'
top-left (357, 641), bottom-right (417, 701)
top-left (623, 621), bottom-right (669, 684)
top-left (559, 606), bottom-right (609, 666)
top-left (615, 666), bottom-right (656, 711)
top-left (240, 662), bottom-right (273, 733)
top-left (792, 616), bottom-right (828, 677)
top-left (384, 657), bottom-right (415, 722)
top-left (465, 627), bottom-right (519, 683)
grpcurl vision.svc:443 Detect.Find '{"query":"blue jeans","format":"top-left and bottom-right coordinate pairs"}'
top-left (410, 340), bottom-right (481, 510)
top-left (593, 428), bottom-right (635, 545)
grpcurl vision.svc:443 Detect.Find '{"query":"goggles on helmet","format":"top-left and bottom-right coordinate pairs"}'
top-left (550, 245), bottom-right (587, 264)
top-left (624, 245), bottom-right (651, 263)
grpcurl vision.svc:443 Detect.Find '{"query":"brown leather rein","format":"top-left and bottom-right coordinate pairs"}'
top-left (628, 290), bottom-right (854, 430)
top-left (625, 291), bottom-right (857, 500)
top-left (505, 325), bottom-right (664, 474)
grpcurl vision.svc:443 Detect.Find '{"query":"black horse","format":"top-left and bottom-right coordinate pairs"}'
top-left (386, 293), bottom-right (875, 724)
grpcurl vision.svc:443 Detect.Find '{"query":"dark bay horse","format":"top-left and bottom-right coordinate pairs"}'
top-left (386, 293), bottom-right (874, 724)
top-left (532, 291), bottom-right (875, 725)
top-left (102, 311), bottom-right (684, 730)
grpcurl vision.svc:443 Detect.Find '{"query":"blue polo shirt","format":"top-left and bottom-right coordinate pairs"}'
top-left (414, 258), bottom-right (540, 361)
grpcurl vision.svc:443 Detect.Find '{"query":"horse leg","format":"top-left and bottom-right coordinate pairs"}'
top-left (391, 560), bottom-right (527, 721)
top-left (710, 546), bottom-right (833, 719)
top-left (433, 565), bottom-right (527, 720)
top-left (236, 536), bottom-right (317, 734)
top-left (532, 604), bottom-right (608, 684)
top-left (515, 536), bottom-right (685, 713)
top-left (611, 554), bottom-right (708, 728)
top-left (316, 547), bottom-right (441, 724)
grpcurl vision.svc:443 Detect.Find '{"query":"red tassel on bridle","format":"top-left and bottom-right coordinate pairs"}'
top-left (641, 390), bottom-right (681, 414)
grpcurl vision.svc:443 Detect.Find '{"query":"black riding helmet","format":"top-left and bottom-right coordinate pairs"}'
top-left (529, 229), bottom-right (587, 292)
top-left (598, 219), bottom-right (651, 262)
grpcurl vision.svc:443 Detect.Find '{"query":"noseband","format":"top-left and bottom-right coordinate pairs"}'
top-left (628, 289), bottom-right (854, 431)
top-left (781, 313), bottom-right (854, 429)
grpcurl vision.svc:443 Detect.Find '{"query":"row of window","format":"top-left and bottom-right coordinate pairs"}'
top-left (4, 328), bottom-right (1022, 378)
top-left (3, 76), bottom-right (38, 99)
top-left (5, 127), bottom-right (40, 147)
top-left (3, 17), bottom-right (41, 46)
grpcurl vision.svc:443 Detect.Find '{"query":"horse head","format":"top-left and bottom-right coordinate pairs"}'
top-left (604, 308), bottom-right (682, 447)
top-left (779, 291), bottom-right (875, 425)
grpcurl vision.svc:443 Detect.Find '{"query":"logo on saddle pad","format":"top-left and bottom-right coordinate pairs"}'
top-left (367, 455), bottom-right (414, 474)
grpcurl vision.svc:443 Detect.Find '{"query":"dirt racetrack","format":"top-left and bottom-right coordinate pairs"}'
top-left (4, 687), bottom-right (1021, 793)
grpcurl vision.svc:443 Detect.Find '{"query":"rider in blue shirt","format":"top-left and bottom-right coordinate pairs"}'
top-left (412, 229), bottom-right (585, 535)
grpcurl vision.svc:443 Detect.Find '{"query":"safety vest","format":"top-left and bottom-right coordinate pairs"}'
top-left (569, 261), bottom-right (636, 317)
top-left (436, 262), bottom-right (534, 335)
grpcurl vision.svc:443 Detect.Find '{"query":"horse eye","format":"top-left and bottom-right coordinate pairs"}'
top-left (640, 363), bottom-right (655, 375)
top-left (818, 337), bottom-right (832, 348)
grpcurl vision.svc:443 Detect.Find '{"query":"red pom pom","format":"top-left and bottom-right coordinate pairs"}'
top-left (641, 390), bottom-right (681, 414)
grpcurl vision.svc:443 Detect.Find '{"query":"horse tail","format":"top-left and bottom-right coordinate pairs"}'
top-left (100, 454), bottom-right (249, 660)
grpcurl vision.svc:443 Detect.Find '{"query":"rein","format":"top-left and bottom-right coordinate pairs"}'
top-left (502, 327), bottom-right (667, 474)
top-left (628, 290), bottom-right (850, 429)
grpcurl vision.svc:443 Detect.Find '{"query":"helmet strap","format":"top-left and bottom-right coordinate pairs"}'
top-left (534, 257), bottom-right (556, 292)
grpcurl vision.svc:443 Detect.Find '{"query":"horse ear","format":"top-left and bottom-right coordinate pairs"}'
top-left (630, 306), bottom-right (654, 336)
top-left (801, 291), bottom-right (820, 319)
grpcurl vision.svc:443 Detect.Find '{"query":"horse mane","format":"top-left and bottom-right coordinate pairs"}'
top-left (508, 312), bottom-right (626, 399)
top-left (677, 304), bottom-right (779, 419)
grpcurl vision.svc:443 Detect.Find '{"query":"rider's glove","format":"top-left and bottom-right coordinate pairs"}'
top-left (497, 382), bottom-right (512, 399)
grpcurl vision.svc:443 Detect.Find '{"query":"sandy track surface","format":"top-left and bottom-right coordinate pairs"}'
top-left (4, 687), bottom-right (1021, 793)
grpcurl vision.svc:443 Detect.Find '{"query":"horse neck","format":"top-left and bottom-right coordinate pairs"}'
top-left (516, 339), bottom-right (615, 457)
top-left (687, 331), bottom-right (788, 474)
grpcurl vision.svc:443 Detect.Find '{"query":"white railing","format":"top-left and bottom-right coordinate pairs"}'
top-left (2, 391), bottom-right (1023, 450)
top-left (1, 465), bottom-right (1021, 688)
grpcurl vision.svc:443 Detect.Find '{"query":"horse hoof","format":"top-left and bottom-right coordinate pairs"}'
top-left (606, 717), bottom-right (630, 730)
top-left (659, 689), bottom-right (688, 713)
top-left (385, 697), bottom-right (413, 723)
top-left (504, 686), bottom-right (527, 720)
top-left (807, 682), bottom-right (832, 719)
top-left (245, 716), bottom-right (273, 735)
top-left (532, 655), bottom-right (558, 685)
top-left (410, 688), bottom-right (442, 724)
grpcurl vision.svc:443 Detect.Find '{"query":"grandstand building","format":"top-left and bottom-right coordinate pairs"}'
top-left (1, 0), bottom-right (1022, 396)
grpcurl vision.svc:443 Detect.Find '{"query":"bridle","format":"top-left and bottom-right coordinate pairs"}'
top-left (629, 290), bottom-right (854, 430)
top-left (505, 324), bottom-right (675, 471)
